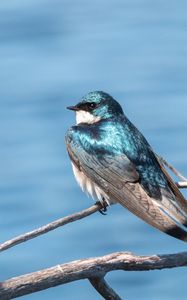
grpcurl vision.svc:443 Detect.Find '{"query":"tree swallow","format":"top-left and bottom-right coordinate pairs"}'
top-left (66, 91), bottom-right (187, 242)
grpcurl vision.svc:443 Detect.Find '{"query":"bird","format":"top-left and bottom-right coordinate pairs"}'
top-left (65, 91), bottom-right (187, 242)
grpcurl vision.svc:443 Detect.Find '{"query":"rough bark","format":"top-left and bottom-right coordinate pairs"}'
top-left (0, 251), bottom-right (187, 299)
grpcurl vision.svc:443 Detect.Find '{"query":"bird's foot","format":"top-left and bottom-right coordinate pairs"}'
top-left (95, 199), bottom-right (108, 215)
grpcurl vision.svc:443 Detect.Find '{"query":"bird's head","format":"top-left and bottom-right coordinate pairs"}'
top-left (67, 91), bottom-right (124, 124)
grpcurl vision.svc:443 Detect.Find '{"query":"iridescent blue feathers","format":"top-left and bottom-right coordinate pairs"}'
top-left (66, 91), bottom-right (187, 242)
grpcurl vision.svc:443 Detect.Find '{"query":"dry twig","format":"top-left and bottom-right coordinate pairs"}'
top-left (0, 159), bottom-right (186, 299)
top-left (1, 251), bottom-right (187, 299)
top-left (89, 277), bottom-right (123, 300)
top-left (0, 204), bottom-right (101, 252)
top-left (0, 176), bottom-right (186, 254)
top-left (176, 181), bottom-right (187, 189)
top-left (159, 156), bottom-right (187, 181)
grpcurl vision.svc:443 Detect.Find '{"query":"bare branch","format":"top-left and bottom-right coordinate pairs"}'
top-left (1, 251), bottom-right (187, 299)
top-left (1, 176), bottom-right (187, 253)
top-left (89, 277), bottom-right (122, 300)
top-left (159, 156), bottom-right (187, 181)
top-left (0, 159), bottom-right (186, 299)
top-left (176, 181), bottom-right (187, 189)
top-left (0, 204), bottom-right (101, 252)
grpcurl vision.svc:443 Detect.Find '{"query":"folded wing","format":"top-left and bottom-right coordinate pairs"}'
top-left (66, 136), bottom-right (187, 242)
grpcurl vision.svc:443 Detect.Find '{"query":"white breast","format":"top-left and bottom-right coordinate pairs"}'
top-left (76, 110), bottom-right (101, 125)
top-left (71, 163), bottom-right (114, 205)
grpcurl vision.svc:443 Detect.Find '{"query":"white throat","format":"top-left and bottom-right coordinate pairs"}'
top-left (76, 110), bottom-right (101, 124)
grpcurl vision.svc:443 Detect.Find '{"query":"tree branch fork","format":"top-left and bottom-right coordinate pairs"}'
top-left (1, 251), bottom-right (187, 300)
top-left (0, 159), bottom-right (187, 299)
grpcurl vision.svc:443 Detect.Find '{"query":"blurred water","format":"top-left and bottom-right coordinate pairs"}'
top-left (0, 1), bottom-right (187, 299)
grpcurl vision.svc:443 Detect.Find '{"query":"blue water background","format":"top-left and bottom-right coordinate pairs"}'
top-left (0, 1), bottom-right (187, 299)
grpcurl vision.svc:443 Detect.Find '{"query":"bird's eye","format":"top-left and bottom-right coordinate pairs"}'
top-left (78, 102), bottom-right (98, 111)
top-left (88, 103), bottom-right (97, 109)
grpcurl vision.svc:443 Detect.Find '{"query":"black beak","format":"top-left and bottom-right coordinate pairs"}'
top-left (67, 105), bottom-right (78, 111)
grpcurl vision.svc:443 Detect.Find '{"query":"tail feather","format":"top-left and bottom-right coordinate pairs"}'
top-left (156, 158), bottom-right (187, 229)
top-left (109, 181), bottom-right (187, 242)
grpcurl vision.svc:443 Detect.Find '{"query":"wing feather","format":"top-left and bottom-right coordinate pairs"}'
top-left (153, 156), bottom-right (187, 227)
top-left (156, 156), bottom-right (187, 213)
top-left (67, 138), bottom-right (187, 242)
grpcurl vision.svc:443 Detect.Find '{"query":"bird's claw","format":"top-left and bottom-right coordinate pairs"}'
top-left (95, 200), bottom-right (108, 215)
